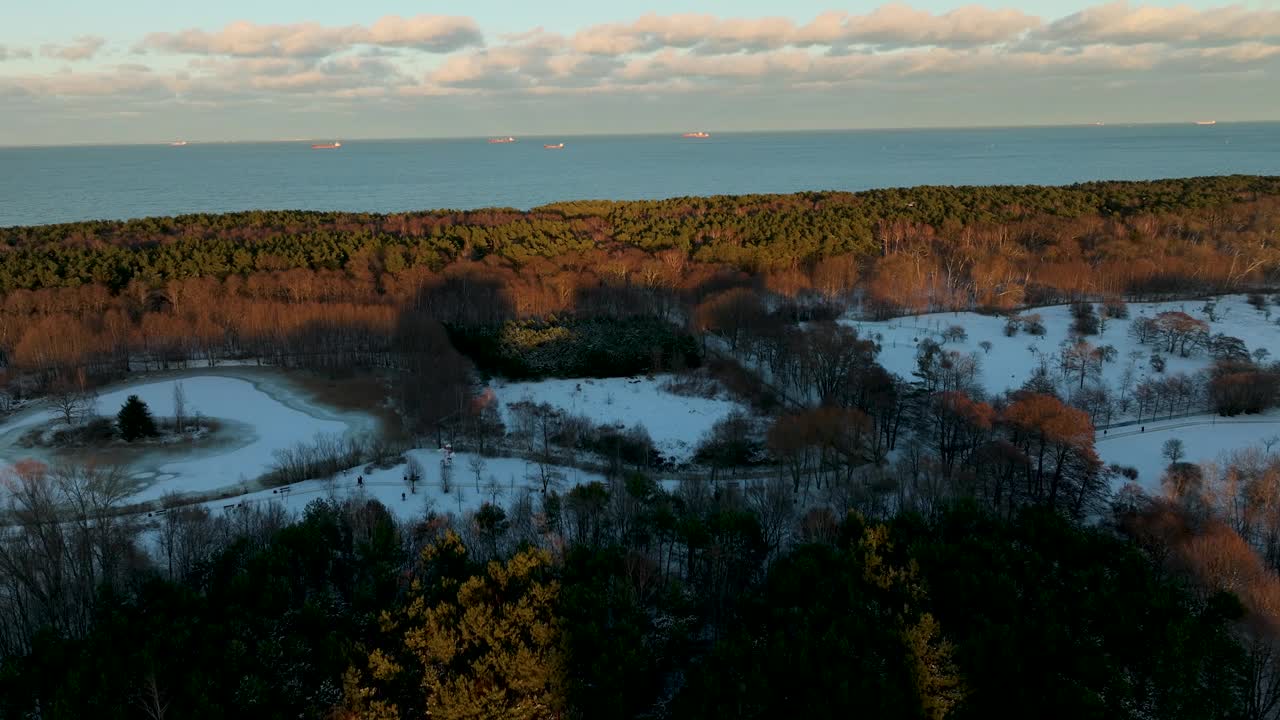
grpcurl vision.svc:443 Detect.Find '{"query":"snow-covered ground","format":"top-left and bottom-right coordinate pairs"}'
top-left (0, 372), bottom-right (376, 502)
top-left (1097, 414), bottom-right (1280, 491)
top-left (181, 447), bottom-right (605, 523)
top-left (846, 294), bottom-right (1279, 399)
top-left (1, 369), bottom-right (736, 517)
top-left (489, 375), bottom-right (745, 463)
top-left (9, 296), bottom-right (1277, 515)
top-left (845, 295), bottom-right (1280, 494)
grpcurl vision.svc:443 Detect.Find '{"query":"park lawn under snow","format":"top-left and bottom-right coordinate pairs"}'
top-left (488, 375), bottom-right (745, 463)
top-left (185, 447), bottom-right (606, 524)
top-left (844, 294), bottom-right (1280, 400)
top-left (0, 375), bottom-right (357, 502)
top-left (1097, 413), bottom-right (1280, 491)
top-left (844, 294), bottom-right (1280, 494)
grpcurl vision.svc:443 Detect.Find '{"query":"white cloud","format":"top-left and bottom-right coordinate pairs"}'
top-left (796, 4), bottom-right (1042, 48)
top-left (1040, 1), bottom-right (1280, 46)
top-left (141, 15), bottom-right (481, 57)
top-left (41, 36), bottom-right (105, 62)
top-left (0, 45), bottom-right (33, 62)
top-left (2, 3), bottom-right (1277, 116)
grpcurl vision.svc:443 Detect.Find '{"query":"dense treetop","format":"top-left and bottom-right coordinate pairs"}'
top-left (1, 176), bottom-right (1277, 293)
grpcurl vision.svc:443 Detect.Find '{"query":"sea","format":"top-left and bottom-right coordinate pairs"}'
top-left (2, 123), bottom-right (1278, 227)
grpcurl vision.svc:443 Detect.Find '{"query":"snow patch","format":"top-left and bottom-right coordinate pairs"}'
top-left (489, 375), bottom-right (745, 462)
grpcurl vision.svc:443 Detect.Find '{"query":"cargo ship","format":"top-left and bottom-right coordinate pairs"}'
top-left (1195, 120), bottom-right (1216, 126)
top-left (488, 136), bottom-right (516, 144)
top-left (311, 141), bottom-right (342, 149)
top-left (168, 140), bottom-right (189, 147)
top-left (682, 131), bottom-right (710, 139)
top-left (543, 142), bottom-right (564, 149)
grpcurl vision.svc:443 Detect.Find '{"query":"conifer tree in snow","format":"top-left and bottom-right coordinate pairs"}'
top-left (117, 395), bottom-right (158, 441)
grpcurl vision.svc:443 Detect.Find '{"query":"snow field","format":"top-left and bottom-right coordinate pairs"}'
top-left (1, 371), bottom-right (749, 511)
top-left (1096, 415), bottom-right (1280, 491)
top-left (845, 294), bottom-right (1280, 400)
top-left (185, 447), bottom-right (606, 523)
top-left (846, 295), bottom-right (1280, 492)
top-left (0, 375), bottom-right (354, 501)
top-left (489, 376), bottom-right (745, 463)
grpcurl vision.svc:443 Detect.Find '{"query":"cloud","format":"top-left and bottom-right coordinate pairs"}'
top-left (365, 15), bottom-right (484, 52)
top-left (571, 14), bottom-right (800, 55)
top-left (41, 36), bottom-right (105, 61)
top-left (4, 3), bottom-right (1278, 112)
top-left (796, 4), bottom-right (1042, 48)
top-left (140, 15), bottom-right (481, 57)
top-left (1040, 2), bottom-right (1280, 47)
top-left (569, 5), bottom-right (1043, 57)
top-left (0, 64), bottom-right (172, 99)
top-left (0, 45), bottom-right (32, 61)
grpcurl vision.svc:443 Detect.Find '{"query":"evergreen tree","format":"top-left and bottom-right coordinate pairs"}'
top-left (349, 532), bottom-right (565, 719)
top-left (117, 394), bottom-right (157, 441)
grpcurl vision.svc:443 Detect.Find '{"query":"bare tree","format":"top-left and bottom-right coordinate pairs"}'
top-left (172, 381), bottom-right (186, 433)
top-left (157, 494), bottom-right (221, 582)
top-left (439, 460), bottom-right (453, 495)
top-left (48, 377), bottom-right (92, 426)
top-left (484, 474), bottom-right (504, 504)
top-left (0, 461), bottom-right (140, 655)
top-left (135, 671), bottom-right (171, 720)
top-left (747, 475), bottom-right (795, 559)
top-left (469, 455), bottom-right (487, 491)
top-left (405, 456), bottom-right (424, 495)
top-left (1163, 438), bottom-right (1186, 466)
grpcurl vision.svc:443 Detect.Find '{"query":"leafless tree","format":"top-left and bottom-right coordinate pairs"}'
top-left (484, 474), bottom-right (504, 504)
top-left (48, 378), bottom-right (93, 426)
top-left (747, 476), bottom-right (795, 559)
top-left (172, 381), bottom-right (186, 432)
top-left (469, 455), bottom-right (487, 491)
top-left (439, 460), bottom-right (453, 495)
top-left (0, 460), bottom-right (140, 655)
top-left (135, 670), bottom-right (171, 720)
top-left (405, 456), bottom-right (424, 495)
top-left (157, 494), bottom-right (221, 582)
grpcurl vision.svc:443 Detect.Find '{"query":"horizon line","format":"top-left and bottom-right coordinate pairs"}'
top-left (3, 118), bottom-right (1276, 150)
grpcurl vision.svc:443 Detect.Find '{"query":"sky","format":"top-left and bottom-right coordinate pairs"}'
top-left (1, 1), bottom-right (1278, 145)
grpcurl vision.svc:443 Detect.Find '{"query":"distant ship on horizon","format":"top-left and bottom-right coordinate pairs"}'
top-left (169, 140), bottom-right (189, 146)
top-left (1195, 120), bottom-right (1217, 126)
top-left (544, 142), bottom-right (564, 150)
top-left (682, 131), bottom-right (711, 139)
top-left (311, 141), bottom-right (342, 149)
top-left (488, 136), bottom-right (516, 144)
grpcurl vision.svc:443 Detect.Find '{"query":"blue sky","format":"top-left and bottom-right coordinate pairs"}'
top-left (2, 1), bottom-right (1278, 144)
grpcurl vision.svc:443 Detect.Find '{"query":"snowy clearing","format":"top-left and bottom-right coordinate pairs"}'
top-left (1097, 414), bottom-right (1280, 491)
top-left (489, 375), bottom-right (745, 463)
top-left (844, 294), bottom-right (1280, 495)
top-left (0, 372), bottom-right (377, 502)
top-left (845, 294), bottom-right (1280, 400)
top-left (182, 447), bottom-right (606, 523)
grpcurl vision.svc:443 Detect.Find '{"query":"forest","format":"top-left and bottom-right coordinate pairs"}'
top-left (1, 460), bottom-right (1277, 719)
top-left (0, 176), bottom-right (1278, 390)
top-left (4, 177), bottom-right (1280, 718)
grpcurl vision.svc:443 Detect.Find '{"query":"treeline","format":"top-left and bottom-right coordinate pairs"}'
top-left (0, 465), bottom-right (1260, 720)
top-left (0, 176), bottom-right (1277, 299)
top-left (2, 177), bottom-right (1280, 398)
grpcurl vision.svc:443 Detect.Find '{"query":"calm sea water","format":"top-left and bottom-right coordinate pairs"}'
top-left (2, 124), bottom-right (1278, 227)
